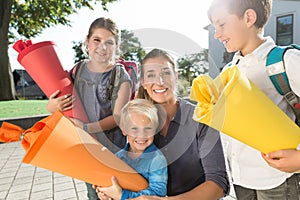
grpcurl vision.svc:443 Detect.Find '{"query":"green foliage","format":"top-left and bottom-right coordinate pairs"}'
top-left (177, 49), bottom-right (209, 86)
top-left (120, 30), bottom-right (146, 65)
top-left (177, 78), bottom-right (191, 98)
top-left (9, 0), bottom-right (117, 43)
top-left (72, 41), bottom-right (87, 64)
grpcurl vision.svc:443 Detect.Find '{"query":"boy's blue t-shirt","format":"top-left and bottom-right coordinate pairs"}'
top-left (116, 143), bottom-right (168, 199)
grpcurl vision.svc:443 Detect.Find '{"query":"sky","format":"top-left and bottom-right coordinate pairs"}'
top-left (9, 0), bottom-right (213, 71)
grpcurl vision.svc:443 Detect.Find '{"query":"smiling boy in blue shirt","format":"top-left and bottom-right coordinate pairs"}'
top-left (95, 99), bottom-right (167, 200)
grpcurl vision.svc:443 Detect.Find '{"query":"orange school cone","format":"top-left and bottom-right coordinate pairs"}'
top-left (190, 66), bottom-right (300, 154)
top-left (21, 111), bottom-right (148, 192)
top-left (13, 40), bottom-right (88, 122)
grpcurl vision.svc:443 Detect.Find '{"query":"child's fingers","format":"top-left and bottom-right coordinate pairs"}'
top-left (111, 176), bottom-right (119, 185)
top-left (49, 90), bottom-right (61, 99)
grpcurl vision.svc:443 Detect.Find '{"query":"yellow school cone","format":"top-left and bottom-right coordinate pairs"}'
top-left (190, 66), bottom-right (300, 154)
top-left (21, 111), bottom-right (148, 192)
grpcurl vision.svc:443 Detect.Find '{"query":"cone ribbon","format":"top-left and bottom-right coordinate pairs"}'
top-left (13, 40), bottom-right (88, 122)
top-left (21, 111), bottom-right (148, 191)
top-left (190, 66), bottom-right (300, 154)
top-left (0, 122), bottom-right (24, 142)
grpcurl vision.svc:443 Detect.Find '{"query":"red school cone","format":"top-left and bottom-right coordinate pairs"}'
top-left (13, 40), bottom-right (89, 123)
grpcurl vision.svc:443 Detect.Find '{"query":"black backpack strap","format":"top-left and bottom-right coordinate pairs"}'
top-left (107, 66), bottom-right (117, 101)
top-left (70, 60), bottom-right (85, 82)
top-left (107, 64), bottom-right (122, 116)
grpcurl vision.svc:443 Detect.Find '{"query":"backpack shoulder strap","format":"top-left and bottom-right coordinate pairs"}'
top-left (108, 64), bottom-right (122, 112)
top-left (266, 45), bottom-right (300, 126)
top-left (126, 64), bottom-right (138, 83)
top-left (266, 44), bottom-right (300, 94)
top-left (291, 44), bottom-right (300, 51)
top-left (70, 60), bottom-right (85, 82)
top-left (266, 46), bottom-right (292, 95)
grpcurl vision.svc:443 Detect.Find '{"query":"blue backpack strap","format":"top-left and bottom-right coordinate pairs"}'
top-left (266, 46), bottom-right (291, 95)
top-left (266, 44), bottom-right (300, 126)
top-left (291, 44), bottom-right (300, 51)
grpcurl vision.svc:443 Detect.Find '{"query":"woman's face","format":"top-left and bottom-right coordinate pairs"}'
top-left (86, 28), bottom-right (118, 64)
top-left (141, 57), bottom-right (177, 104)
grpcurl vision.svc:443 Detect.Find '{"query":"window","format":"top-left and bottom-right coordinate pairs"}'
top-left (276, 14), bottom-right (294, 45)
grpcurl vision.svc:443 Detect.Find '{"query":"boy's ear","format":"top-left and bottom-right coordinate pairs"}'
top-left (244, 9), bottom-right (257, 27)
top-left (121, 128), bottom-right (127, 136)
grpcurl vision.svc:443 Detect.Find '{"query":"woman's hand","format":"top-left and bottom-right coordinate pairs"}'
top-left (46, 90), bottom-right (74, 113)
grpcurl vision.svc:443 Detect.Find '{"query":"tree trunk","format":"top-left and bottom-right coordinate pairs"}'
top-left (0, 0), bottom-right (16, 101)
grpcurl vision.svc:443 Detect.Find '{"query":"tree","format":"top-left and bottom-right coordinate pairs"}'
top-left (119, 30), bottom-right (146, 65)
top-left (72, 29), bottom-right (146, 66)
top-left (0, 0), bottom-right (15, 100)
top-left (176, 49), bottom-right (209, 86)
top-left (0, 0), bottom-right (117, 101)
top-left (72, 41), bottom-right (87, 64)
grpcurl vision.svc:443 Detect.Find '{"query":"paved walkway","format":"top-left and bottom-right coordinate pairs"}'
top-left (0, 142), bottom-right (236, 200)
top-left (0, 142), bottom-right (88, 200)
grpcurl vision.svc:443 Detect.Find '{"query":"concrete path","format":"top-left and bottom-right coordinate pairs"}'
top-left (0, 142), bottom-right (236, 200)
top-left (0, 142), bottom-right (88, 200)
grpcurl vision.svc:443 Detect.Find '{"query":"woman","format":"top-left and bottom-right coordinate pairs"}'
top-left (98, 48), bottom-right (229, 200)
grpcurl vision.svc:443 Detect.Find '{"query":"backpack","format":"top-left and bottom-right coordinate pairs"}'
top-left (115, 58), bottom-right (138, 100)
top-left (70, 58), bottom-right (138, 105)
top-left (266, 44), bottom-right (300, 126)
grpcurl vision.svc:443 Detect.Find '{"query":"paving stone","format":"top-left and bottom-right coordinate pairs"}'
top-left (0, 142), bottom-right (88, 200)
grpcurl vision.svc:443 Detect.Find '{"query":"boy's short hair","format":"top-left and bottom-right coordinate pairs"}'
top-left (207, 0), bottom-right (272, 29)
top-left (120, 99), bottom-right (159, 131)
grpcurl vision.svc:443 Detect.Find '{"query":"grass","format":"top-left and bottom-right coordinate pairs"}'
top-left (0, 100), bottom-right (50, 119)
